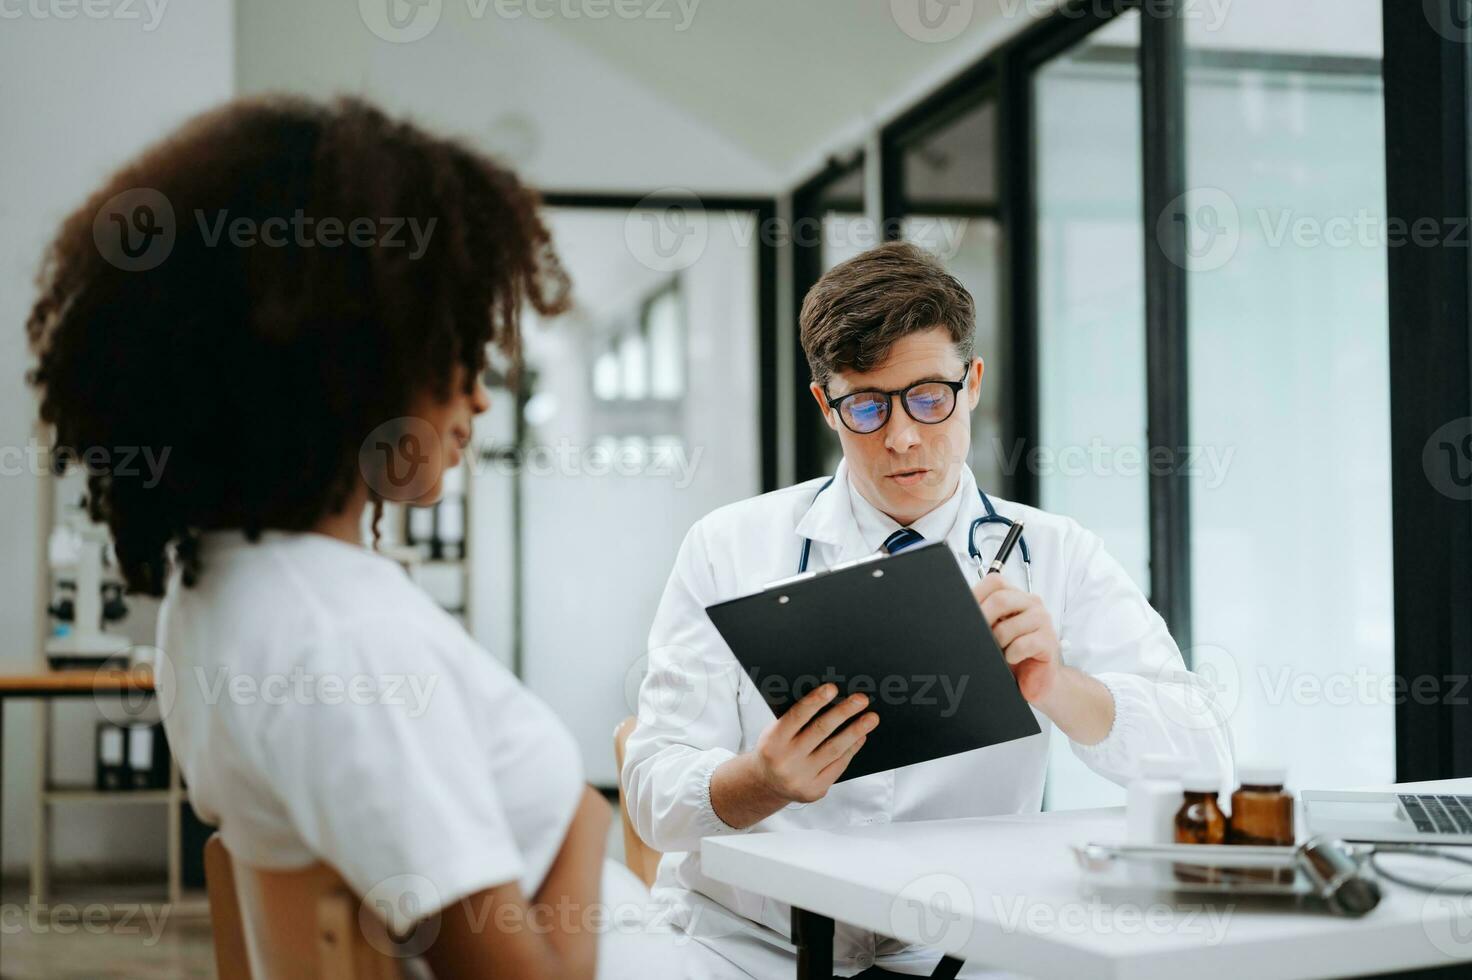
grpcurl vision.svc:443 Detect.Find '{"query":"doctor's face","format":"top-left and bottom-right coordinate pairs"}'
top-left (810, 327), bottom-right (984, 526)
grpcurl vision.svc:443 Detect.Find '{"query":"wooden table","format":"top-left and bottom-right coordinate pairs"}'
top-left (0, 669), bottom-right (157, 891)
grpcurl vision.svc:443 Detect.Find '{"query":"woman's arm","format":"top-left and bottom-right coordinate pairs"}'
top-left (425, 786), bottom-right (611, 980)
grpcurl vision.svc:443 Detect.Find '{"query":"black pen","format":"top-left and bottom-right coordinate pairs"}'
top-left (984, 522), bottom-right (1026, 577)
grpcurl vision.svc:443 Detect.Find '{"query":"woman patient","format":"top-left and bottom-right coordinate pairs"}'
top-left (26, 96), bottom-right (685, 980)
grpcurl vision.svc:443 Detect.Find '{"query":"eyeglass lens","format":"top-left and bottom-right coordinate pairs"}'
top-left (839, 381), bottom-right (957, 434)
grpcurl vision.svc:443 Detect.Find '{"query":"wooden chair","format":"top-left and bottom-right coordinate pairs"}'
top-left (613, 717), bottom-right (663, 888)
top-left (609, 721), bottom-right (963, 980)
top-left (204, 833), bottom-right (409, 980)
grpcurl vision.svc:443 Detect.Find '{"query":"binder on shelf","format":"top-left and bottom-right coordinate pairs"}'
top-left (95, 722), bottom-right (127, 791)
top-left (128, 722), bottom-right (170, 789)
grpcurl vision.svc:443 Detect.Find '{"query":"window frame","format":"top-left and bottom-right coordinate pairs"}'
top-left (789, 0), bottom-right (1472, 780)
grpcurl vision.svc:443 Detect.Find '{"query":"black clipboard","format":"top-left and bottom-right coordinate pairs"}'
top-left (705, 542), bottom-right (1042, 782)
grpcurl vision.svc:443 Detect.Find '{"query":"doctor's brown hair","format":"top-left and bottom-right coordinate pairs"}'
top-left (798, 241), bottom-right (975, 387)
top-left (26, 95), bottom-right (569, 596)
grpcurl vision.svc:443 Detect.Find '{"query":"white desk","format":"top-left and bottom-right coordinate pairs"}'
top-left (701, 778), bottom-right (1472, 979)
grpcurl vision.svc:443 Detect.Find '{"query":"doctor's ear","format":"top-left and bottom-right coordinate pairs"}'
top-left (809, 381), bottom-right (840, 431)
top-left (967, 357), bottom-right (985, 411)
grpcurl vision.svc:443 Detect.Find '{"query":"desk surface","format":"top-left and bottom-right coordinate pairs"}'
top-left (0, 668), bottom-right (156, 696)
top-left (702, 778), bottom-right (1472, 980)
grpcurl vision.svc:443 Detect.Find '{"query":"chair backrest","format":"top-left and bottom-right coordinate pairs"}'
top-left (204, 833), bottom-right (408, 980)
top-left (613, 717), bottom-right (663, 888)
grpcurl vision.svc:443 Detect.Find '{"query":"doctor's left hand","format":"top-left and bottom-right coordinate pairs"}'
top-left (972, 575), bottom-right (1061, 704)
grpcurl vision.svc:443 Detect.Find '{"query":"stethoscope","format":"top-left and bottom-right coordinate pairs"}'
top-left (796, 475), bottom-right (1034, 590)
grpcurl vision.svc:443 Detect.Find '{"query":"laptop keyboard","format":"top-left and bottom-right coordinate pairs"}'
top-left (1399, 794), bottom-right (1472, 834)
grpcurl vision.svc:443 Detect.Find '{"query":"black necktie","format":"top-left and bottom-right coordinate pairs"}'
top-left (882, 528), bottom-right (925, 555)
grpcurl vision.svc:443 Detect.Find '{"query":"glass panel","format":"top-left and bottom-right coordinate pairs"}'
top-left (804, 160), bottom-right (869, 477)
top-left (1034, 10), bottom-right (1144, 810)
top-left (902, 100), bottom-right (997, 209)
top-left (647, 288), bottom-right (684, 399)
top-left (592, 350), bottom-right (620, 401)
top-left (898, 95), bottom-right (1003, 493)
top-left (618, 331), bottom-right (649, 400)
top-left (471, 207), bottom-right (762, 786)
top-left (1183, 0), bottom-right (1392, 789)
top-left (816, 162), bottom-right (872, 271)
top-left (902, 217), bottom-right (1004, 493)
top-left (821, 162), bottom-right (866, 217)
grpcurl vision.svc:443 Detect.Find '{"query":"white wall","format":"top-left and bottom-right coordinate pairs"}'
top-left (481, 209), bottom-right (761, 786)
top-left (0, 0), bottom-right (235, 877)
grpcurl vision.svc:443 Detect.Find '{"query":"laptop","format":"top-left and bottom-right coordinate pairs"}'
top-left (1302, 789), bottom-right (1472, 844)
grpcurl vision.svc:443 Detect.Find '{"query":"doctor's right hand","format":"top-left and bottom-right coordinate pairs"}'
top-left (709, 684), bottom-right (879, 829)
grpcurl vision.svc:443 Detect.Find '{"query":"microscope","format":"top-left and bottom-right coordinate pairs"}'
top-left (45, 504), bottom-right (131, 670)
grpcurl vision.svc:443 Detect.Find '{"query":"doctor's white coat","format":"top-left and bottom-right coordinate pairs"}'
top-left (623, 461), bottom-right (1233, 977)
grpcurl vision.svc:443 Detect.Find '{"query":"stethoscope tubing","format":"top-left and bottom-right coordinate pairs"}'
top-left (797, 475), bottom-right (1033, 589)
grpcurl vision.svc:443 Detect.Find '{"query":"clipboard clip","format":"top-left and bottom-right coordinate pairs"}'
top-left (762, 549), bottom-right (893, 591)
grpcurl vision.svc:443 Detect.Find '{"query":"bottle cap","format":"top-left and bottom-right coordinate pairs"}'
top-left (1237, 764), bottom-right (1287, 787)
top-left (1181, 770), bottom-right (1220, 793)
top-left (1140, 754), bottom-right (1186, 779)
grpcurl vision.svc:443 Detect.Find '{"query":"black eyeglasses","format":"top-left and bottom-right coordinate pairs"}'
top-left (824, 365), bottom-right (970, 435)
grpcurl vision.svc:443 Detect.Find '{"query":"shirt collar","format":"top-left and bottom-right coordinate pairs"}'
top-left (793, 457), bottom-right (976, 558)
top-left (847, 467), bottom-right (968, 553)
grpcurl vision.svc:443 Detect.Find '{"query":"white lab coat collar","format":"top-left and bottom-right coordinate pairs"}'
top-left (793, 459), bottom-right (986, 567)
top-left (940, 465), bottom-right (985, 560)
top-left (792, 458), bottom-right (862, 553)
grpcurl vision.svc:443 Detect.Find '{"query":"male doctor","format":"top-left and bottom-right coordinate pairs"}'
top-left (624, 242), bottom-right (1232, 978)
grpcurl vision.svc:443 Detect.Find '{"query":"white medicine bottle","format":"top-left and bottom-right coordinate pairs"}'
top-left (1127, 754), bottom-right (1186, 844)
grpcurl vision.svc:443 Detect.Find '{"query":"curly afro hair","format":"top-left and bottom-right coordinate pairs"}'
top-left (26, 95), bottom-right (570, 596)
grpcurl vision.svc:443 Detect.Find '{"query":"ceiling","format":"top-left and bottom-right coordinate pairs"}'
top-left (536, 0), bottom-right (1047, 181)
top-left (235, 1), bottom-right (1051, 194)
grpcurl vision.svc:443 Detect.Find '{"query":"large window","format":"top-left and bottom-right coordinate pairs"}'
top-left (1182, 1), bottom-right (1393, 789)
top-left (793, 156), bottom-right (867, 481)
top-left (894, 95), bottom-right (1009, 494)
top-left (1034, 13), bottom-right (1150, 596)
top-left (795, 0), bottom-right (1471, 795)
top-left (1034, 11), bottom-right (1145, 810)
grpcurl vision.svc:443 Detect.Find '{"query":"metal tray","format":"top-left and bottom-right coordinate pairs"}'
top-left (1073, 841), bottom-right (1315, 896)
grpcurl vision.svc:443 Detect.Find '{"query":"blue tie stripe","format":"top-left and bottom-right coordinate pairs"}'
top-left (882, 528), bottom-right (925, 555)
